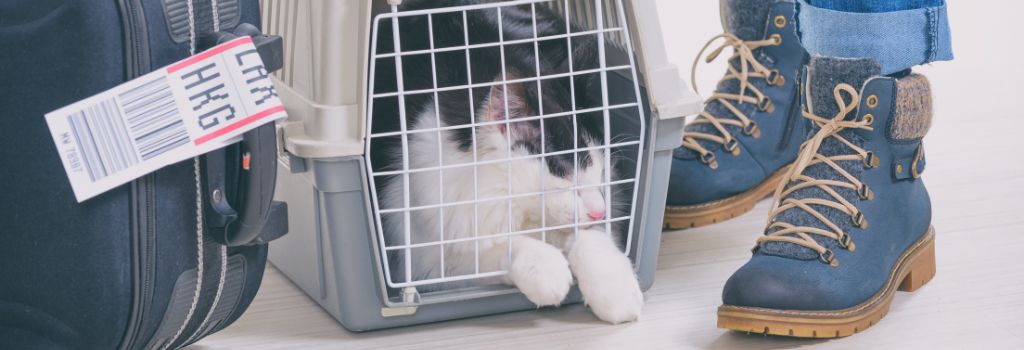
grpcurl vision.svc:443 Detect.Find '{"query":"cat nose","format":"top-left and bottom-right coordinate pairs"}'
top-left (587, 209), bottom-right (606, 221)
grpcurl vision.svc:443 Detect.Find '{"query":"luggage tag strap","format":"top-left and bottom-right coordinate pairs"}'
top-left (200, 23), bottom-right (289, 246)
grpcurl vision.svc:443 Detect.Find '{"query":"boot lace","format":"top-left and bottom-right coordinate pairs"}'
top-left (756, 83), bottom-right (876, 267)
top-left (683, 33), bottom-right (784, 169)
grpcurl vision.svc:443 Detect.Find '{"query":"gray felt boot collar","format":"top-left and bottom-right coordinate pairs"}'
top-left (805, 56), bottom-right (881, 119)
top-left (722, 0), bottom-right (778, 41)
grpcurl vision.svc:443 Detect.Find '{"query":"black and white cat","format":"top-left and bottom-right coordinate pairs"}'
top-left (376, 1), bottom-right (642, 324)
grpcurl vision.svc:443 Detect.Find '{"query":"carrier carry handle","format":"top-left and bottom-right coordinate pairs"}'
top-left (199, 23), bottom-right (288, 247)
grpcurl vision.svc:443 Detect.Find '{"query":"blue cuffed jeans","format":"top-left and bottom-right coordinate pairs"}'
top-left (797, 0), bottom-right (954, 75)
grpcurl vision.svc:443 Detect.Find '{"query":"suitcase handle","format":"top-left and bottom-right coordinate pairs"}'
top-left (199, 24), bottom-right (288, 246)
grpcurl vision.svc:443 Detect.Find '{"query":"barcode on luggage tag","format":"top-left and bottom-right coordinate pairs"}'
top-left (46, 37), bottom-right (287, 202)
top-left (66, 76), bottom-right (188, 182)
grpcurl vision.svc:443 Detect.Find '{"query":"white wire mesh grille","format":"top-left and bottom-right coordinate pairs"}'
top-left (365, 0), bottom-right (646, 289)
top-left (547, 0), bottom-right (628, 50)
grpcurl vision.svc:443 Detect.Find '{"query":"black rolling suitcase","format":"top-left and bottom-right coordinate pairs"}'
top-left (0, 0), bottom-right (287, 349)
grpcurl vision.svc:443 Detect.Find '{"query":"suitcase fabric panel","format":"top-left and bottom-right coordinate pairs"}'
top-left (0, 1), bottom-right (135, 349)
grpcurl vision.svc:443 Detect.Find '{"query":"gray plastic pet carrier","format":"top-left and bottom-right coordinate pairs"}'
top-left (261, 0), bottom-right (701, 331)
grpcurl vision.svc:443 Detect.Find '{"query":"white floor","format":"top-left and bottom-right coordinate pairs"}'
top-left (194, 1), bottom-right (1024, 349)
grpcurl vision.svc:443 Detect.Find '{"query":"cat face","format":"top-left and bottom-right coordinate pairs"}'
top-left (536, 146), bottom-right (609, 228)
top-left (428, 25), bottom-right (610, 230)
top-left (476, 75), bottom-right (610, 229)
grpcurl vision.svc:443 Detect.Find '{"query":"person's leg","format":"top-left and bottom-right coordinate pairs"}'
top-left (717, 0), bottom-right (951, 338)
top-left (810, 0), bottom-right (944, 12)
top-left (797, 0), bottom-right (953, 75)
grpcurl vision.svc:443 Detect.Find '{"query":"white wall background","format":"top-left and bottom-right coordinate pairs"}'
top-left (653, 0), bottom-right (1020, 123)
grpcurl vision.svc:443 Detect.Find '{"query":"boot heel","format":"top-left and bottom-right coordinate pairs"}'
top-left (898, 233), bottom-right (936, 293)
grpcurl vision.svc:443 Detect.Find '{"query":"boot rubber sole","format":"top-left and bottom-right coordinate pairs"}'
top-left (717, 226), bottom-right (937, 338)
top-left (663, 165), bottom-right (791, 230)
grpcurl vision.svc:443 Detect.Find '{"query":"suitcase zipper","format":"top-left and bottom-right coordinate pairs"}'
top-left (119, 0), bottom-right (149, 79)
top-left (117, 0), bottom-right (154, 349)
top-left (777, 78), bottom-right (803, 152)
top-left (121, 176), bottom-right (157, 350)
top-left (777, 54), bottom-right (810, 151)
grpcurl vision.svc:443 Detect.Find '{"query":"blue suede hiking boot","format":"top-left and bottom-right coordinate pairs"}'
top-left (664, 0), bottom-right (809, 229)
top-left (717, 57), bottom-right (937, 338)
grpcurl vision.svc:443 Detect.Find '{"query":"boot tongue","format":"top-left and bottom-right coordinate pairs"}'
top-left (806, 57), bottom-right (881, 119)
top-left (722, 0), bottom-right (773, 41)
top-left (759, 56), bottom-right (881, 261)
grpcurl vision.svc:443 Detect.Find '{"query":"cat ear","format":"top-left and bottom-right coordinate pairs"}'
top-left (486, 76), bottom-right (538, 142)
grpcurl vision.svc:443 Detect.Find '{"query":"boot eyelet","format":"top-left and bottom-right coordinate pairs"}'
top-left (774, 15), bottom-right (787, 28)
top-left (724, 139), bottom-right (741, 156)
top-left (853, 212), bottom-right (869, 229)
top-left (700, 152), bottom-right (719, 170)
top-left (743, 122), bottom-right (761, 138)
top-left (766, 69), bottom-right (785, 86)
top-left (863, 151), bottom-right (880, 169)
top-left (866, 95), bottom-right (879, 108)
top-left (770, 34), bottom-right (782, 45)
top-left (839, 235), bottom-right (856, 252)
top-left (857, 184), bottom-right (874, 200)
top-left (757, 96), bottom-right (774, 112)
top-left (862, 114), bottom-right (874, 126)
top-left (820, 250), bottom-right (838, 267)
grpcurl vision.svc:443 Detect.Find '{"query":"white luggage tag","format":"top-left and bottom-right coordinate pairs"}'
top-left (45, 37), bottom-right (287, 202)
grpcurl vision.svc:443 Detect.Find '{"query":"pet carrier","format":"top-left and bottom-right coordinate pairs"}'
top-left (261, 0), bottom-right (700, 331)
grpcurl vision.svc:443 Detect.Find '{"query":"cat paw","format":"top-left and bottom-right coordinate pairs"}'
top-left (568, 231), bottom-right (644, 324)
top-left (508, 241), bottom-right (573, 307)
top-left (584, 271), bottom-right (643, 324)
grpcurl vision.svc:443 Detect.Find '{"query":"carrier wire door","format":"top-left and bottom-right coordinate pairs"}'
top-left (365, 0), bottom-right (646, 294)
